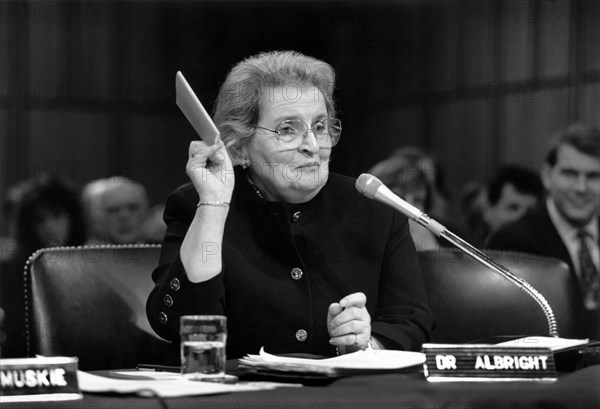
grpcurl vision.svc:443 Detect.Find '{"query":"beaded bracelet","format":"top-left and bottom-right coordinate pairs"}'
top-left (197, 201), bottom-right (230, 208)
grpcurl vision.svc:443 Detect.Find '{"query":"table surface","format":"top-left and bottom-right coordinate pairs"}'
top-left (3, 364), bottom-right (599, 409)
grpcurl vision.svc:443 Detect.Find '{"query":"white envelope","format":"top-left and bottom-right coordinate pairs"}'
top-left (175, 71), bottom-right (220, 145)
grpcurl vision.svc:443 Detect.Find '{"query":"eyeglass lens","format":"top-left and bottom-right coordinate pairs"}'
top-left (277, 119), bottom-right (341, 146)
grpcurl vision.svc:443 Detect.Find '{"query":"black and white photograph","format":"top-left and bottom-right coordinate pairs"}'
top-left (1, 0), bottom-right (599, 407)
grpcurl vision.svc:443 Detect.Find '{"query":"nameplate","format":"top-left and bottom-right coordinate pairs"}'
top-left (0, 357), bottom-right (81, 403)
top-left (422, 343), bottom-right (557, 382)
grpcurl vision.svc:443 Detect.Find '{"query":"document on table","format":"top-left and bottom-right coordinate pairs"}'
top-left (238, 347), bottom-right (426, 376)
top-left (494, 336), bottom-right (590, 351)
top-left (78, 371), bottom-right (299, 398)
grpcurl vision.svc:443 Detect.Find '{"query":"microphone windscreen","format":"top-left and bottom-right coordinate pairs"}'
top-left (355, 173), bottom-right (383, 199)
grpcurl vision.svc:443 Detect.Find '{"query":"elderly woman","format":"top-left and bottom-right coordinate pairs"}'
top-left (147, 51), bottom-right (434, 361)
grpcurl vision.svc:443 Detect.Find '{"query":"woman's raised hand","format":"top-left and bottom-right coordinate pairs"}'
top-left (186, 139), bottom-right (235, 202)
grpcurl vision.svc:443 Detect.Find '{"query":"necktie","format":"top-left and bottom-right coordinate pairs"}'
top-left (577, 229), bottom-right (599, 310)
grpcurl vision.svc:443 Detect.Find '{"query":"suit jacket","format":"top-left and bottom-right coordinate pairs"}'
top-left (485, 204), bottom-right (575, 270)
top-left (486, 203), bottom-right (600, 272)
top-left (147, 167), bottom-right (434, 360)
top-left (485, 204), bottom-right (600, 339)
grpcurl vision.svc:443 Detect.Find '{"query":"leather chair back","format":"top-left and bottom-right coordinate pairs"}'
top-left (418, 248), bottom-right (587, 343)
top-left (25, 244), bottom-right (170, 370)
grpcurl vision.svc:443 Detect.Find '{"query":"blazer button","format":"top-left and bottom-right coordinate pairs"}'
top-left (159, 312), bottom-right (168, 325)
top-left (291, 211), bottom-right (301, 222)
top-left (163, 294), bottom-right (174, 307)
top-left (290, 267), bottom-right (303, 280)
top-left (170, 278), bottom-right (181, 291)
top-left (295, 329), bottom-right (308, 342)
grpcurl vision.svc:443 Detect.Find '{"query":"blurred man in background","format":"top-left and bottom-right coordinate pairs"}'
top-left (483, 164), bottom-right (544, 235)
top-left (84, 177), bottom-right (149, 245)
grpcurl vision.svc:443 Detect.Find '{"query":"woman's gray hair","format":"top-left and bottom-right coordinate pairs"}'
top-left (213, 50), bottom-right (337, 165)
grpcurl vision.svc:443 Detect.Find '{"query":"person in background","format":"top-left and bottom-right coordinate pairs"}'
top-left (370, 146), bottom-right (451, 223)
top-left (147, 50), bottom-right (434, 363)
top-left (82, 178), bottom-right (110, 244)
top-left (486, 123), bottom-right (599, 337)
top-left (458, 180), bottom-right (489, 248)
top-left (1, 182), bottom-right (28, 264)
top-left (368, 150), bottom-right (439, 251)
top-left (11, 174), bottom-right (87, 262)
top-left (368, 146), bottom-right (471, 251)
top-left (85, 177), bottom-right (150, 245)
top-left (101, 177), bottom-right (149, 244)
top-left (482, 164), bottom-right (544, 236)
top-left (0, 174), bottom-right (87, 357)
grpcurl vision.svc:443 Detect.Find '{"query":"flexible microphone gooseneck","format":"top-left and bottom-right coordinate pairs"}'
top-left (356, 173), bottom-right (559, 337)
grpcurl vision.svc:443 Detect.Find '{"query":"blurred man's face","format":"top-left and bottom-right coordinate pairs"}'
top-left (484, 184), bottom-right (539, 232)
top-left (101, 185), bottom-right (147, 244)
top-left (542, 144), bottom-right (600, 227)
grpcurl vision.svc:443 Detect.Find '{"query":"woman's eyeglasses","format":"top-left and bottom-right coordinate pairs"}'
top-left (252, 118), bottom-right (341, 147)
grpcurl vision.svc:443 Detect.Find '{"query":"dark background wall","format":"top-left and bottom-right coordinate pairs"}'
top-left (1, 0), bottom-right (599, 236)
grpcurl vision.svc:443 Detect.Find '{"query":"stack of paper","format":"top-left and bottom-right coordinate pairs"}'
top-left (238, 347), bottom-right (425, 377)
top-left (78, 371), bottom-right (298, 398)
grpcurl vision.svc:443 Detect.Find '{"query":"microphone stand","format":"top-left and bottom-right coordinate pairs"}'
top-left (415, 212), bottom-right (560, 337)
top-left (356, 173), bottom-right (560, 338)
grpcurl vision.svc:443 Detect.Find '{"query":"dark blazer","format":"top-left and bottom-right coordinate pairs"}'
top-left (485, 204), bottom-right (574, 270)
top-left (486, 203), bottom-right (600, 273)
top-left (485, 203), bottom-right (600, 339)
top-left (147, 167), bottom-right (434, 360)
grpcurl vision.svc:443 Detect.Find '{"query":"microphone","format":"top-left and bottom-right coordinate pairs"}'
top-left (356, 173), bottom-right (559, 337)
top-left (356, 173), bottom-right (447, 236)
